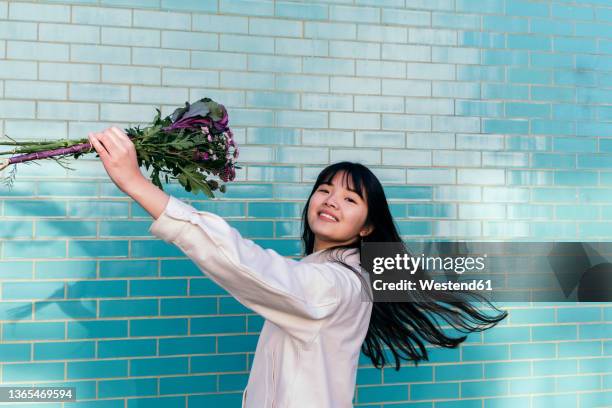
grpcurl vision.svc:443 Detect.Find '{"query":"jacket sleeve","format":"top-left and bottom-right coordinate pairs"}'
top-left (148, 195), bottom-right (346, 344)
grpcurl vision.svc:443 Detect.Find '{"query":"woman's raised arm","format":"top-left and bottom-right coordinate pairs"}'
top-left (87, 128), bottom-right (351, 344)
top-left (148, 194), bottom-right (355, 344)
top-left (126, 177), bottom-right (171, 221)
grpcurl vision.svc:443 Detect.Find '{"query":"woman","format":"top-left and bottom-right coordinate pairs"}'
top-left (88, 127), bottom-right (507, 407)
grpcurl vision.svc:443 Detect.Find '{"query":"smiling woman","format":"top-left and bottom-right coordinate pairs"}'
top-left (307, 170), bottom-right (373, 252)
top-left (90, 143), bottom-right (507, 407)
top-left (299, 162), bottom-right (507, 374)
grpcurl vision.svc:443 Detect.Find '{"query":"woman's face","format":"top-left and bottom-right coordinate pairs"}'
top-left (307, 171), bottom-right (373, 252)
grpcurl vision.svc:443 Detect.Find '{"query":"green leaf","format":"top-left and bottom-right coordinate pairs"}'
top-left (140, 151), bottom-right (150, 163)
top-left (169, 137), bottom-right (196, 150)
top-left (143, 125), bottom-right (161, 139)
top-left (176, 164), bottom-right (213, 198)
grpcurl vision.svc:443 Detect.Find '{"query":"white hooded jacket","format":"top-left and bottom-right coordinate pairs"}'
top-left (148, 195), bottom-right (373, 407)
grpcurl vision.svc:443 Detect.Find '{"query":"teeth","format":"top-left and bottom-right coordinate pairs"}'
top-left (320, 212), bottom-right (337, 221)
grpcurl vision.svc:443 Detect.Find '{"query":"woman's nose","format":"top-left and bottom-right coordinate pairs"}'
top-left (324, 195), bottom-right (339, 208)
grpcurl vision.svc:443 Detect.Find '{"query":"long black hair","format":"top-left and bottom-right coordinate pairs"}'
top-left (301, 161), bottom-right (508, 370)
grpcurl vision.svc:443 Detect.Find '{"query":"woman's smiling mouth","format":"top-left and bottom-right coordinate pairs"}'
top-left (318, 211), bottom-right (338, 222)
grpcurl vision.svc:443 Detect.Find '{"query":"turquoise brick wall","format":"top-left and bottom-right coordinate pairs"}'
top-left (0, 0), bottom-right (611, 406)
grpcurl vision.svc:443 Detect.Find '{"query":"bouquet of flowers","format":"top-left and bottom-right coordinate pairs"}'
top-left (0, 98), bottom-right (239, 197)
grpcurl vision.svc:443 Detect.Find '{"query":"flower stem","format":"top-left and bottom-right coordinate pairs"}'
top-left (0, 141), bottom-right (95, 171)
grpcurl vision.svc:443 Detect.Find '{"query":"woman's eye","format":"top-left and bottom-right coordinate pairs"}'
top-left (318, 188), bottom-right (329, 193)
top-left (346, 197), bottom-right (356, 203)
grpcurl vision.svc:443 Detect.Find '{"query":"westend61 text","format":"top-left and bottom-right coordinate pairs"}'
top-left (372, 279), bottom-right (493, 292)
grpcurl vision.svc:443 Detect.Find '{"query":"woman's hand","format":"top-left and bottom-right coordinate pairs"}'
top-left (88, 126), bottom-right (146, 194)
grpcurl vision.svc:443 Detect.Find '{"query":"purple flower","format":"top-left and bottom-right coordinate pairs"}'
top-left (220, 165), bottom-right (236, 182)
top-left (170, 99), bottom-right (210, 122)
top-left (164, 117), bottom-right (212, 132)
top-left (164, 98), bottom-right (229, 133)
top-left (192, 150), bottom-right (210, 162)
top-left (213, 105), bottom-right (229, 131)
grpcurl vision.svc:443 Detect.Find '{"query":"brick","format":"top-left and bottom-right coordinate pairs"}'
top-left (9, 3), bottom-right (70, 22)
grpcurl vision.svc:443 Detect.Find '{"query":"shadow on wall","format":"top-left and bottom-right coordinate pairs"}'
top-left (0, 159), bottom-right (252, 403)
